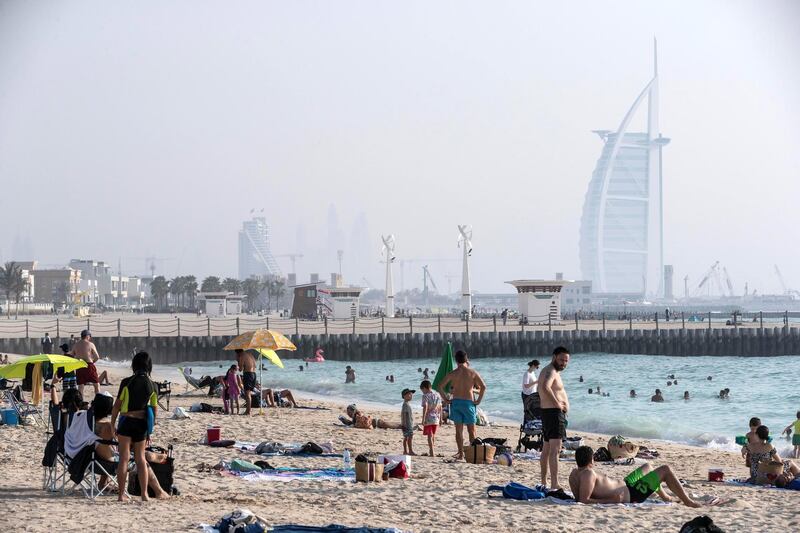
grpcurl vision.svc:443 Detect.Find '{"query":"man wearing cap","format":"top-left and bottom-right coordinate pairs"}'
top-left (401, 388), bottom-right (416, 455)
top-left (522, 359), bottom-right (540, 422)
top-left (71, 329), bottom-right (101, 397)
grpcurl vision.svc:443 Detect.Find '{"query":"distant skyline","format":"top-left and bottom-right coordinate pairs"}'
top-left (1, 1), bottom-right (798, 295)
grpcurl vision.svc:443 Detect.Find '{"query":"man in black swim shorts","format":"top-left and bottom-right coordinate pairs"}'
top-left (538, 347), bottom-right (570, 489)
top-left (236, 349), bottom-right (258, 415)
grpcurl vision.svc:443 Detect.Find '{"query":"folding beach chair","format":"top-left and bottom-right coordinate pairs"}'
top-left (156, 381), bottom-right (171, 411)
top-left (3, 387), bottom-right (45, 427)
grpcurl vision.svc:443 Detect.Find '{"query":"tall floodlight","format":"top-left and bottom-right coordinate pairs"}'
top-left (457, 225), bottom-right (473, 318)
top-left (381, 235), bottom-right (396, 318)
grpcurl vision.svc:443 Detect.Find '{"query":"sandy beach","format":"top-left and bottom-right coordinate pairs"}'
top-left (1, 356), bottom-right (798, 532)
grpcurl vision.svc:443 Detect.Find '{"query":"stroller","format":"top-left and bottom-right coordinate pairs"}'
top-left (515, 392), bottom-right (543, 453)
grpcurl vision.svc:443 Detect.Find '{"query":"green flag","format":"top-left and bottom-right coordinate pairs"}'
top-left (432, 342), bottom-right (456, 393)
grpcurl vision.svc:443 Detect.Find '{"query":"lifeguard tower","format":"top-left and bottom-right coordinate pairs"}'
top-left (506, 280), bottom-right (570, 323)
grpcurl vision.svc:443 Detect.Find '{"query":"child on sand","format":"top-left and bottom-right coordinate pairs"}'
top-left (783, 411), bottom-right (800, 459)
top-left (225, 364), bottom-right (243, 415)
top-left (742, 417), bottom-right (761, 465)
top-left (420, 380), bottom-right (441, 457)
top-left (401, 388), bottom-right (416, 455)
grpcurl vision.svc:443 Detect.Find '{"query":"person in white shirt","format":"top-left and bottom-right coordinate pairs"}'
top-left (522, 359), bottom-right (540, 421)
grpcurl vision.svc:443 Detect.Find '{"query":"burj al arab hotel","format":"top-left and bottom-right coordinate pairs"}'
top-left (579, 42), bottom-right (670, 298)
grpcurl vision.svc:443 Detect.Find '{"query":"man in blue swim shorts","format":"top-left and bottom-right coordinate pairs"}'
top-left (437, 350), bottom-right (487, 460)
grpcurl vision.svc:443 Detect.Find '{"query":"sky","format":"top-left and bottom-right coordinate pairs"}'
top-left (0, 0), bottom-right (798, 295)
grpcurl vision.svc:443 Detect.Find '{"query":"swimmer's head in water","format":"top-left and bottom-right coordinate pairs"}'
top-left (551, 347), bottom-right (570, 371)
top-left (588, 389), bottom-right (593, 394)
top-left (455, 350), bottom-right (468, 365)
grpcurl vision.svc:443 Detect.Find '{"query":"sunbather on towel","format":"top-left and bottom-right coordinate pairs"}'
top-left (342, 404), bottom-right (403, 429)
top-left (257, 387), bottom-right (299, 408)
top-left (774, 460), bottom-right (800, 489)
top-left (568, 446), bottom-right (717, 507)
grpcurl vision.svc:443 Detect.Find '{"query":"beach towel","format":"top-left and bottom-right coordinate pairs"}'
top-left (533, 496), bottom-right (673, 507)
top-left (724, 478), bottom-right (791, 490)
top-left (229, 466), bottom-right (355, 483)
top-left (271, 526), bottom-right (404, 533)
top-left (487, 482), bottom-right (545, 500)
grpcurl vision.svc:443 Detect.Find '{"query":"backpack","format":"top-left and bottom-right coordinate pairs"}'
top-left (593, 447), bottom-right (612, 462)
top-left (679, 515), bottom-right (725, 533)
top-left (487, 482), bottom-right (546, 501)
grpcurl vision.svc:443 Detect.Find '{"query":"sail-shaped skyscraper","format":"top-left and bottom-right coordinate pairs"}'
top-left (579, 41), bottom-right (669, 297)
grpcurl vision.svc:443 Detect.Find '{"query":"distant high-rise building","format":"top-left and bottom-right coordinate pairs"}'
top-left (664, 264), bottom-right (674, 300)
top-left (238, 216), bottom-right (281, 280)
top-left (579, 41), bottom-right (669, 297)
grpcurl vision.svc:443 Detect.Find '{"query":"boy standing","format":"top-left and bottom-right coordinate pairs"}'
top-left (401, 388), bottom-right (416, 455)
top-left (420, 380), bottom-right (442, 457)
top-left (783, 411), bottom-right (800, 458)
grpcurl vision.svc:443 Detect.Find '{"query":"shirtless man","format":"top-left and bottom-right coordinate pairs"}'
top-left (236, 349), bottom-right (258, 415)
top-left (538, 346), bottom-right (570, 488)
top-left (569, 446), bottom-right (713, 507)
top-left (437, 350), bottom-right (487, 460)
top-left (71, 330), bottom-right (100, 397)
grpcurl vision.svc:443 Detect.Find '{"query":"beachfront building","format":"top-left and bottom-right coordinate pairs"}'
top-left (238, 215), bottom-right (282, 280)
top-left (290, 282), bottom-right (323, 319)
top-left (319, 286), bottom-right (364, 320)
top-left (32, 268), bottom-right (81, 305)
top-left (579, 43), bottom-right (669, 298)
top-left (69, 259), bottom-right (111, 305)
top-left (506, 280), bottom-right (569, 323)
top-left (560, 280), bottom-right (593, 312)
top-left (14, 260), bottom-right (37, 302)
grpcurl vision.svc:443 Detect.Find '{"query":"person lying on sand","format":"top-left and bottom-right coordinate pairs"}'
top-left (257, 387), bottom-right (299, 408)
top-left (774, 460), bottom-right (800, 489)
top-left (568, 446), bottom-right (718, 507)
top-left (340, 404), bottom-right (402, 429)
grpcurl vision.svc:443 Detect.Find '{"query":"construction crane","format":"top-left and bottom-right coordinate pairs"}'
top-left (398, 258), bottom-right (458, 291)
top-left (274, 253), bottom-right (304, 275)
top-left (774, 265), bottom-right (800, 298)
top-left (722, 267), bottom-right (735, 297)
top-left (422, 265), bottom-right (439, 308)
top-left (691, 261), bottom-right (724, 298)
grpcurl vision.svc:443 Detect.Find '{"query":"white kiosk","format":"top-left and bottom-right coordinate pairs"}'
top-left (199, 292), bottom-right (244, 318)
top-left (506, 280), bottom-right (570, 323)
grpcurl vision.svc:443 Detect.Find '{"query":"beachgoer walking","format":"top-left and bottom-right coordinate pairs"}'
top-left (420, 380), bottom-right (442, 457)
top-left (345, 365), bottom-right (356, 384)
top-left (41, 332), bottom-right (54, 354)
top-left (401, 388), bottom-right (416, 455)
top-left (437, 350), bottom-right (486, 460)
top-left (539, 346), bottom-right (570, 488)
top-left (235, 349), bottom-right (257, 415)
top-left (521, 359), bottom-right (540, 421)
top-left (70, 330), bottom-right (100, 397)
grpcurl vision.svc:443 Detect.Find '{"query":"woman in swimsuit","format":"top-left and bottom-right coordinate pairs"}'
top-left (111, 351), bottom-right (163, 501)
top-left (743, 425), bottom-right (792, 484)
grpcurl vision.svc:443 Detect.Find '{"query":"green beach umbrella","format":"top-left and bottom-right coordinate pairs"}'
top-left (432, 342), bottom-right (455, 393)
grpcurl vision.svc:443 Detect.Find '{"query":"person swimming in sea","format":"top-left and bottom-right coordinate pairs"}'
top-left (630, 389), bottom-right (637, 398)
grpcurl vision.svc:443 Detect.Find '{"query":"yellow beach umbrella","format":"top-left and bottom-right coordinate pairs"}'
top-left (255, 348), bottom-right (285, 369)
top-left (0, 353), bottom-right (87, 379)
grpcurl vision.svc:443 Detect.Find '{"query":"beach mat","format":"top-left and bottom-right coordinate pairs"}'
top-left (271, 526), bottom-right (404, 532)
top-left (233, 467), bottom-right (355, 482)
top-left (534, 496), bottom-right (673, 507)
top-left (724, 479), bottom-right (786, 490)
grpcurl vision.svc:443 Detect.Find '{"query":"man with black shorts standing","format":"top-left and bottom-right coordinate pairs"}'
top-left (236, 349), bottom-right (258, 415)
top-left (538, 346), bottom-right (570, 489)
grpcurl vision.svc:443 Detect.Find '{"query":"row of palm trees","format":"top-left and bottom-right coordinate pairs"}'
top-left (149, 274), bottom-right (287, 313)
top-left (0, 262), bottom-right (28, 318)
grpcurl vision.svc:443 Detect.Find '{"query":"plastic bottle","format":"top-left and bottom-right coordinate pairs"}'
top-left (343, 448), bottom-right (351, 469)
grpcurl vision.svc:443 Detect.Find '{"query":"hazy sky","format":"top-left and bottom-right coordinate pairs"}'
top-left (1, 1), bottom-right (798, 294)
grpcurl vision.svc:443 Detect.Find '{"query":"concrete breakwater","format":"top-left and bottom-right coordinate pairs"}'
top-left (2, 327), bottom-right (800, 364)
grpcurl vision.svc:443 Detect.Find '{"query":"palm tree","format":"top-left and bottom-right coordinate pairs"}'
top-left (169, 277), bottom-right (185, 310)
top-left (150, 276), bottom-right (169, 311)
top-left (201, 276), bottom-right (222, 292)
top-left (222, 277), bottom-right (242, 295)
top-left (184, 275), bottom-right (198, 310)
top-left (272, 279), bottom-right (286, 312)
top-left (242, 277), bottom-right (261, 312)
top-left (0, 262), bottom-right (25, 319)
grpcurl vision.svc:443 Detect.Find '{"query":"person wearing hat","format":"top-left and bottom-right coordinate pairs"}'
top-left (71, 329), bottom-right (101, 397)
top-left (401, 388), bottom-right (416, 455)
top-left (57, 342), bottom-right (78, 390)
top-left (521, 359), bottom-right (540, 422)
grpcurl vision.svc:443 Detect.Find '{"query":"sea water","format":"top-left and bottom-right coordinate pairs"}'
top-left (176, 353), bottom-right (800, 452)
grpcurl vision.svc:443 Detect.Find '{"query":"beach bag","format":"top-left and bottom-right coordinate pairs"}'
top-left (200, 402), bottom-right (213, 413)
top-left (593, 447), bottom-right (612, 462)
top-left (487, 482), bottom-right (545, 501)
top-left (355, 460), bottom-right (384, 482)
top-left (129, 448), bottom-right (175, 496)
top-left (464, 443), bottom-right (496, 464)
top-left (757, 460), bottom-right (784, 482)
top-left (385, 460), bottom-right (408, 479)
top-left (215, 508), bottom-right (267, 533)
top-left (608, 435), bottom-right (639, 459)
top-left (563, 436), bottom-right (584, 451)
top-left (300, 442), bottom-right (324, 455)
top-left (679, 515), bottom-right (725, 533)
